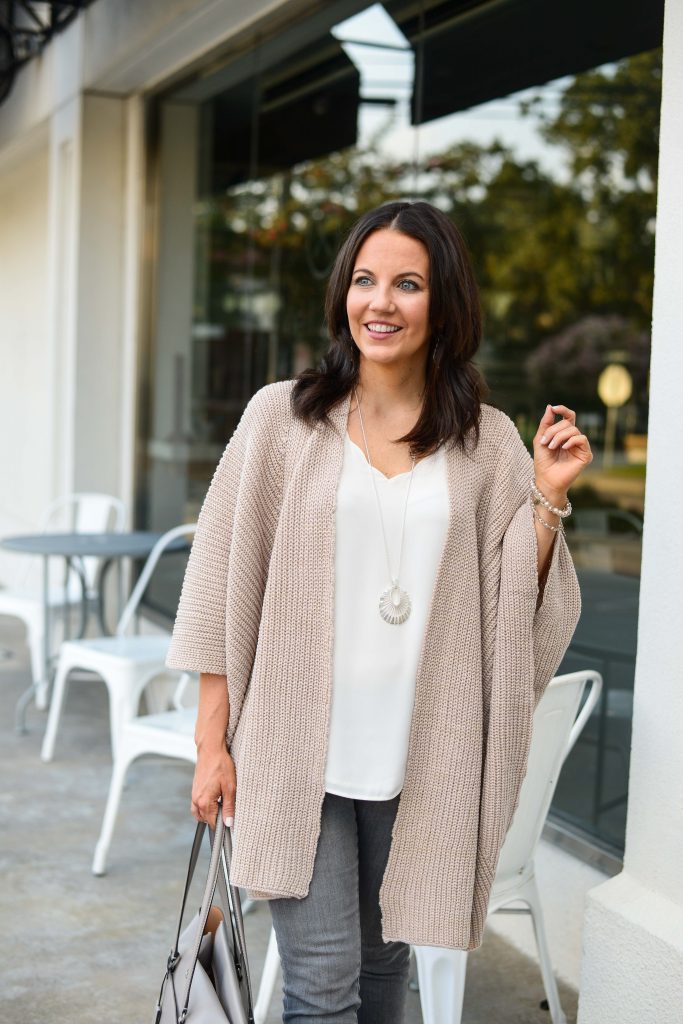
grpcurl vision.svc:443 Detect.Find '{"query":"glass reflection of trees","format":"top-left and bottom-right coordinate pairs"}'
top-left (186, 48), bottom-right (660, 856)
top-left (200, 49), bottom-right (658, 422)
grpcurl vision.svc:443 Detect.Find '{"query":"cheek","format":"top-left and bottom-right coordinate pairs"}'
top-left (407, 294), bottom-right (430, 331)
top-left (346, 292), bottom-right (363, 325)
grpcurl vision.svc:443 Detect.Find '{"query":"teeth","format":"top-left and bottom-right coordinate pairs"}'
top-left (367, 323), bottom-right (400, 333)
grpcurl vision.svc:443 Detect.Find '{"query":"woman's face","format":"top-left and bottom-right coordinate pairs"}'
top-left (346, 228), bottom-right (431, 369)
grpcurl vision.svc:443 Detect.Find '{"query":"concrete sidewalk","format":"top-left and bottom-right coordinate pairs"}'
top-left (0, 620), bottom-right (579, 1023)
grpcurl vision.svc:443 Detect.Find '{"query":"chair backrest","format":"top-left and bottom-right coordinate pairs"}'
top-left (115, 523), bottom-right (197, 637)
top-left (10, 493), bottom-right (127, 598)
top-left (494, 669), bottom-right (603, 886)
top-left (172, 672), bottom-right (199, 710)
top-left (43, 493), bottom-right (127, 596)
top-left (43, 492), bottom-right (126, 533)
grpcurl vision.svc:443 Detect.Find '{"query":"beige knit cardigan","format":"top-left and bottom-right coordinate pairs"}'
top-left (166, 378), bottom-right (581, 951)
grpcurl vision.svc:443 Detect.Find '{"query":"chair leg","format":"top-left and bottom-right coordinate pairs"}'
top-left (92, 741), bottom-right (137, 876)
top-left (522, 875), bottom-right (567, 1024)
top-left (40, 660), bottom-right (72, 762)
top-left (106, 683), bottom-right (138, 762)
top-left (412, 943), bottom-right (468, 1024)
top-left (253, 924), bottom-right (281, 1024)
top-left (28, 628), bottom-right (49, 710)
top-left (143, 676), bottom-right (174, 715)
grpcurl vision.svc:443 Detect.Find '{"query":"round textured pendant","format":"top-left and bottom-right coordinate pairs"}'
top-left (379, 582), bottom-right (412, 625)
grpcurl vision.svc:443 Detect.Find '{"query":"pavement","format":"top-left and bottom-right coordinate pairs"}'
top-left (0, 618), bottom-right (579, 1022)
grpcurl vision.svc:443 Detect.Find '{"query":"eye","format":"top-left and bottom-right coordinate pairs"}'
top-left (398, 279), bottom-right (419, 291)
top-left (353, 275), bottom-right (373, 287)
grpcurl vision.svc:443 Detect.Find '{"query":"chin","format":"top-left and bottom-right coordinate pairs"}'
top-left (360, 345), bottom-right (404, 362)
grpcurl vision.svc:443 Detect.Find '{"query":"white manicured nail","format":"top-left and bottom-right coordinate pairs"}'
top-left (224, 815), bottom-right (234, 828)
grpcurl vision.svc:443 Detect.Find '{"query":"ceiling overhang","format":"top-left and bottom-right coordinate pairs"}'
top-left (0, 1), bottom-right (94, 105)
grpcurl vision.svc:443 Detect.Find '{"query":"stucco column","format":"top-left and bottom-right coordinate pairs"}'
top-left (46, 87), bottom-right (134, 503)
top-left (46, 92), bottom-right (82, 500)
top-left (577, 1), bottom-right (683, 1020)
top-left (146, 101), bottom-right (199, 531)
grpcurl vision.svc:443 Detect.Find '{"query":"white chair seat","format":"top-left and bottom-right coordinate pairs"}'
top-left (40, 524), bottom-right (196, 763)
top-left (128, 706), bottom-right (197, 739)
top-left (489, 862), bottom-right (535, 899)
top-left (59, 634), bottom-right (171, 666)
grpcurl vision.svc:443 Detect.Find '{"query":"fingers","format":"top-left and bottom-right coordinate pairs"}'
top-left (559, 433), bottom-right (593, 460)
top-left (541, 424), bottom-right (580, 450)
top-left (221, 780), bottom-right (235, 828)
top-left (191, 793), bottom-right (222, 826)
top-left (190, 752), bottom-right (237, 827)
top-left (537, 405), bottom-right (574, 444)
top-left (538, 403), bottom-right (578, 449)
top-left (538, 403), bottom-right (557, 433)
top-left (548, 403), bottom-right (576, 423)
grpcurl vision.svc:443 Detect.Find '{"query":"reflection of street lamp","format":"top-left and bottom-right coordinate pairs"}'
top-left (598, 364), bottom-right (632, 469)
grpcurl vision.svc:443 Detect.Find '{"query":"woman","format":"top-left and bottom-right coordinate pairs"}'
top-left (166, 200), bottom-right (590, 1023)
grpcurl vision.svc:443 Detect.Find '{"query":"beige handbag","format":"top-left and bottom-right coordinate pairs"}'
top-left (154, 804), bottom-right (254, 1023)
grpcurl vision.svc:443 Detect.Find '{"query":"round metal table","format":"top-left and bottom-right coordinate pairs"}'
top-left (0, 530), bottom-right (190, 731)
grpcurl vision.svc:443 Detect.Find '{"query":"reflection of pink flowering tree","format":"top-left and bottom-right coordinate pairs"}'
top-left (525, 315), bottom-right (650, 393)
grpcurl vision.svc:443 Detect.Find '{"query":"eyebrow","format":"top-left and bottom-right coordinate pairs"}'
top-left (352, 267), bottom-right (426, 282)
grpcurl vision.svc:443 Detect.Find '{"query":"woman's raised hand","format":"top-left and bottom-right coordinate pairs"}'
top-left (533, 403), bottom-right (593, 498)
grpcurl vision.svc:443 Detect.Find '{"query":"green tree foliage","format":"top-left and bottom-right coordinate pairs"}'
top-left (196, 48), bottom-right (661, 410)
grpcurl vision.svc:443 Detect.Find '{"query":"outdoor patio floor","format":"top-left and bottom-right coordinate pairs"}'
top-left (0, 619), bottom-right (579, 1023)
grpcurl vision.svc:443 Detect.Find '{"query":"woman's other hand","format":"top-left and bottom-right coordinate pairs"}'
top-left (191, 744), bottom-right (236, 827)
top-left (534, 402), bottom-right (593, 498)
top-left (192, 671), bottom-right (234, 826)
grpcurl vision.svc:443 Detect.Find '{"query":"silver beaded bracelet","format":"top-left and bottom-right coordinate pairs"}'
top-left (532, 481), bottom-right (573, 520)
top-left (532, 499), bottom-right (565, 532)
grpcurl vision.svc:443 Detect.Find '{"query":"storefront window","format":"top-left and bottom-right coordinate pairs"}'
top-left (140, 0), bottom-right (662, 858)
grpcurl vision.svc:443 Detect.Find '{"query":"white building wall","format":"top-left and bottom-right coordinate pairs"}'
top-left (72, 93), bottom-right (126, 493)
top-left (577, 0), bottom-right (683, 1019)
top-left (0, 140), bottom-right (51, 588)
top-left (0, 0), bottom-right (290, 585)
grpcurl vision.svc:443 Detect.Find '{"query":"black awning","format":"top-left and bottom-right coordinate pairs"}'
top-left (208, 39), bottom-right (360, 192)
top-left (385, 0), bottom-right (664, 125)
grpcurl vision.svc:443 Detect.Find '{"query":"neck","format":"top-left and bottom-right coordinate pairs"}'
top-left (356, 355), bottom-right (427, 418)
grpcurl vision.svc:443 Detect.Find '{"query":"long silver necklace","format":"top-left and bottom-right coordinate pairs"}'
top-left (354, 387), bottom-right (416, 625)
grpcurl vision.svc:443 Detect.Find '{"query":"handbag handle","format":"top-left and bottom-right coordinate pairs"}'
top-left (209, 821), bottom-right (255, 1014)
top-left (163, 802), bottom-right (254, 1024)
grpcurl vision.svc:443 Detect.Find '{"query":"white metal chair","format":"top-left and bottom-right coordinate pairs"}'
top-left (253, 668), bottom-right (603, 1024)
top-left (92, 672), bottom-right (198, 876)
top-left (412, 668), bottom-right (602, 1024)
top-left (0, 492), bottom-right (126, 707)
top-left (40, 523), bottom-right (196, 763)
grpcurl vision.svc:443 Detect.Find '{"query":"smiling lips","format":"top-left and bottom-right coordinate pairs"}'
top-left (365, 322), bottom-right (402, 335)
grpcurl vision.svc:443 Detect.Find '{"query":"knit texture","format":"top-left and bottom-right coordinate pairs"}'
top-left (166, 379), bottom-right (582, 951)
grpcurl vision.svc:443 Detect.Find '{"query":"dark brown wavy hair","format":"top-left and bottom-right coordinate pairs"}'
top-left (291, 200), bottom-right (489, 456)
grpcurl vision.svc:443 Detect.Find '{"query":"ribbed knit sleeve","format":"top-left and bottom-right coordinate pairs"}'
top-left (165, 383), bottom-right (289, 676)
top-left (474, 415), bottom-right (582, 892)
top-left (164, 409), bottom-right (252, 676)
top-left (499, 418), bottom-right (582, 708)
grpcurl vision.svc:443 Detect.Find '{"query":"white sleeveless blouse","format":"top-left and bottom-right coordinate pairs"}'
top-left (324, 431), bottom-right (450, 800)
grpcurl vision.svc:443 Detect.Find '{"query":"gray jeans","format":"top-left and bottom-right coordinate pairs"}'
top-left (267, 791), bottom-right (411, 1023)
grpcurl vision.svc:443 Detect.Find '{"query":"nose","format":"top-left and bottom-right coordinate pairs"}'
top-left (368, 282), bottom-right (395, 313)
